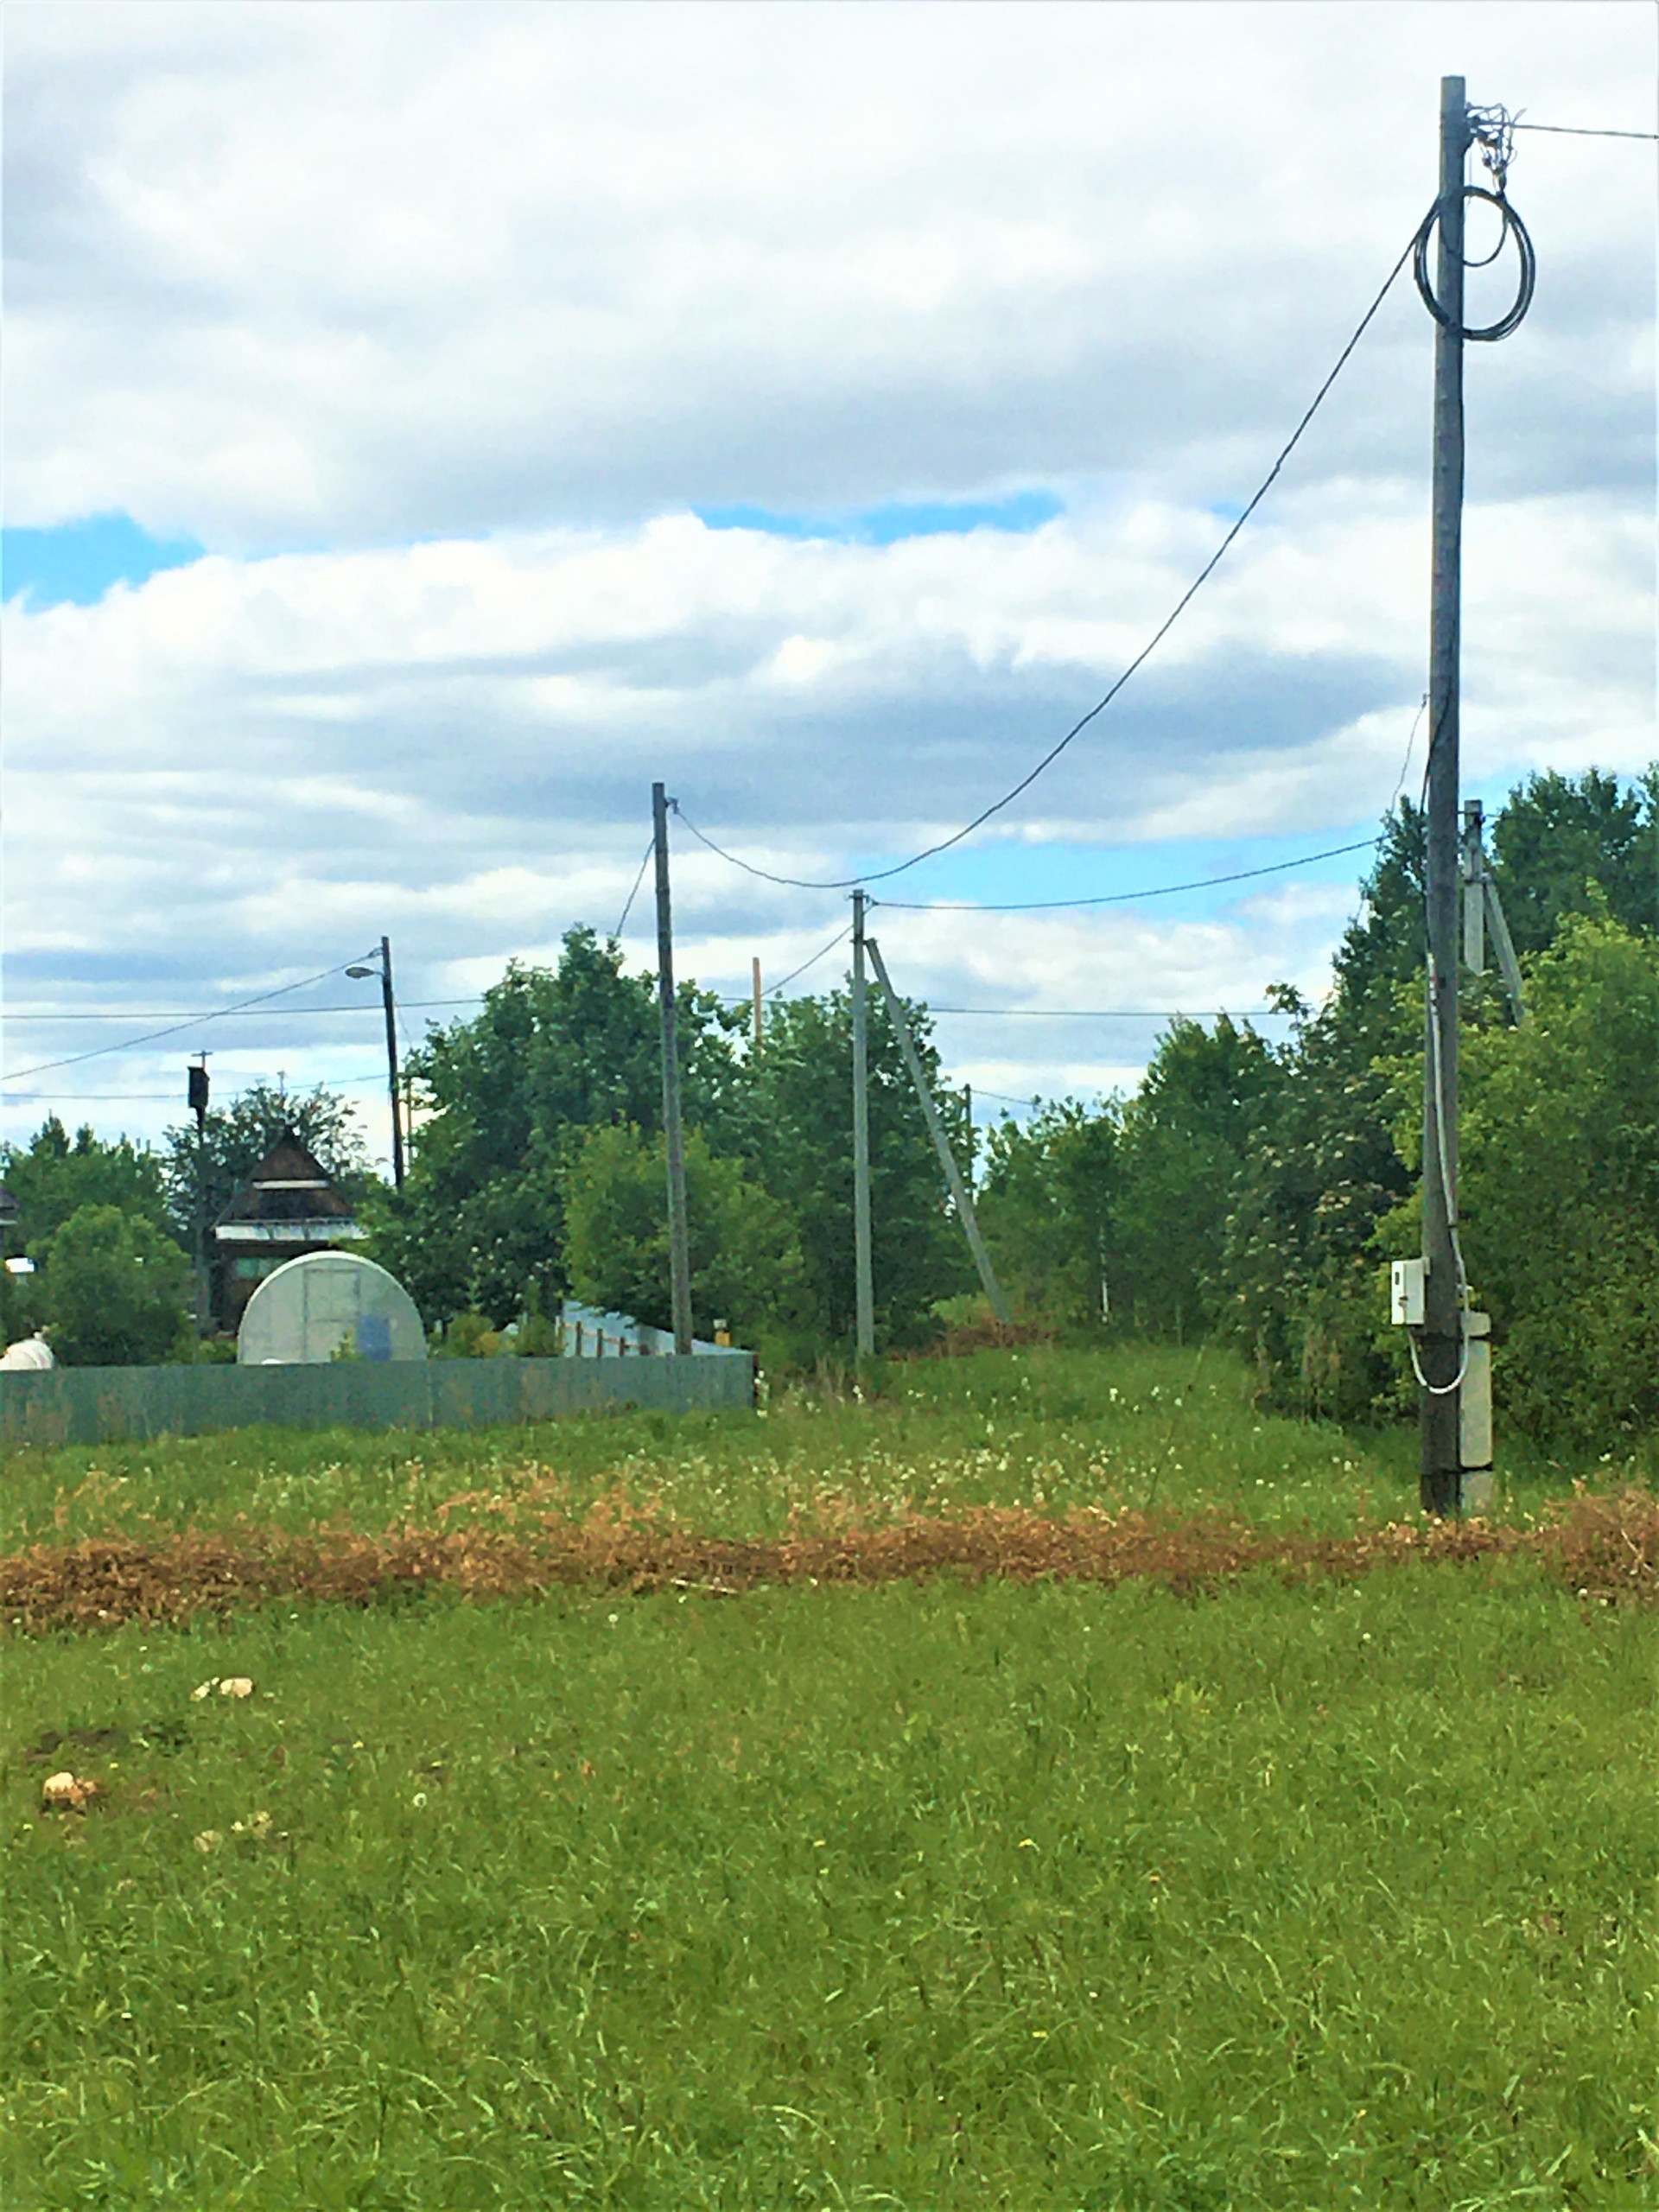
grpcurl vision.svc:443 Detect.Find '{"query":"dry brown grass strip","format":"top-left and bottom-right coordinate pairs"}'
top-left (2, 1489), bottom-right (1654, 1635)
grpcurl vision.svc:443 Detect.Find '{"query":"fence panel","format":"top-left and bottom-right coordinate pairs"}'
top-left (0, 1356), bottom-right (753, 1450)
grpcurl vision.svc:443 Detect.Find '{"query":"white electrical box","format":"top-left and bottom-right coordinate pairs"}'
top-left (1390, 1257), bottom-right (1427, 1327)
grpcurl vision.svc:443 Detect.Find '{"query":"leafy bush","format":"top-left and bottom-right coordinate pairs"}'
top-left (563, 1124), bottom-right (805, 1359)
top-left (40, 1205), bottom-right (191, 1366)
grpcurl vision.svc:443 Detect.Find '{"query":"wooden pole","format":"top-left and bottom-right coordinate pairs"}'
top-left (380, 937), bottom-right (404, 1191)
top-left (851, 891), bottom-right (874, 1358)
top-left (752, 957), bottom-right (763, 1056)
top-left (652, 784), bottom-right (695, 1354)
top-left (1420, 75), bottom-right (1470, 1516)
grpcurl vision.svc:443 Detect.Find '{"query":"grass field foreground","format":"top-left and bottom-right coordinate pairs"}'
top-left (3, 1347), bottom-right (1656, 2208)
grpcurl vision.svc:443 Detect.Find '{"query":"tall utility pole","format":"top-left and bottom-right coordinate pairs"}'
top-left (1420, 75), bottom-right (1471, 1518)
top-left (347, 941), bottom-right (405, 1188)
top-left (652, 783), bottom-right (695, 1354)
top-left (851, 889), bottom-right (875, 1359)
top-left (188, 1054), bottom-right (211, 1337)
top-left (751, 957), bottom-right (764, 1057)
top-left (379, 938), bottom-right (404, 1191)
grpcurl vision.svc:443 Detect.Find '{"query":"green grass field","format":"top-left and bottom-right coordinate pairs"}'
top-left (4, 1348), bottom-right (1656, 2209)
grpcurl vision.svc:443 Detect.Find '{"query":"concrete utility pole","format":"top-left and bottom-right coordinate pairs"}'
top-left (1419, 74), bottom-right (1471, 1518)
top-left (866, 937), bottom-right (1012, 1327)
top-left (652, 783), bottom-right (695, 1354)
top-left (851, 890), bottom-right (875, 1358)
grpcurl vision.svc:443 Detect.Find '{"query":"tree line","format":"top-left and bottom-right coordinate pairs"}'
top-left (3, 765), bottom-right (1653, 1454)
top-left (976, 767), bottom-right (1659, 1450)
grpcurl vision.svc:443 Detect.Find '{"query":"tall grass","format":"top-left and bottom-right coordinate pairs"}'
top-left (5, 1345), bottom-right (1649, 1554)
top-left (5, 1345), bottom-right (1655, 2206)
top-left (5, 1568), bottom-right (1654, 2207)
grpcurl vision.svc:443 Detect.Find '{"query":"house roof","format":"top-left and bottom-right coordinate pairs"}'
top-left (215, 1131), bottom-right (357, 1228)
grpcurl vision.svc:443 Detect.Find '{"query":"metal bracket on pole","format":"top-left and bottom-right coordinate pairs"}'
top-left (864, 937), bottom-right (1012, 1326)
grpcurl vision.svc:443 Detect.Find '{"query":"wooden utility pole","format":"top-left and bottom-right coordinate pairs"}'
top-left (652, 783), bottom-right (695, 1354)
top-left (188, 1054), bottom-right (211, 1337)
top-left (851, 890), bottom-right (875, 1358)
top-left (1420, 75), bottom-right (1471, 1516)
top-left (379, 937), bottom-right (404, 1190)
top-left (866, 938), bottom-right (1012, 1327)
top-left (752, 957), bottom-right (764, 1056)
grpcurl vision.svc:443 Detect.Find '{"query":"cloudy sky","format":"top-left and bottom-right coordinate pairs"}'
top-left (3, 0), bottom-right (1654, 1170)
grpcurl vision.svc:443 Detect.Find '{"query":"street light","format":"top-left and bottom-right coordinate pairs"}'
top-left (347, 937), bottom-right (404, 1189)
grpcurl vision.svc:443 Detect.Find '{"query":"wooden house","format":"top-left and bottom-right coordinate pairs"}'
top-left (211, 1132), bottom-right (366, 1331)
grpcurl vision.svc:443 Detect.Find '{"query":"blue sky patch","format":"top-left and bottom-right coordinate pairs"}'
top-left (696, 489), bottom-right (1064, 545)
top-left (2, 513), bottom-right (205, 608)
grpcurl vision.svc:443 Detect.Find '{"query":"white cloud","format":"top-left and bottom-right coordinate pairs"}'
top-left (6, 3), bottom-right (1652, 544)
top-left (3, 1), bottom-right (1653, 1165)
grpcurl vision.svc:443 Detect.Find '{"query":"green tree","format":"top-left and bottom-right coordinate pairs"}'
top-left (1112, 1014), bottom-right (1284, 1340)
top-left (1491, 767), bottom-right (1657, 955)
top-left (161, 1083), bottom-right (372, 1246)
top-left (1444, 912), bottom-right (1659, 1447)
top-left (365, 929), bottom-right (748, 1326)
top-left (562, 1124), bottom-right (806, 1359)
top-left (41, 1204), bottom-right (191, 1366)
top-left (2, 1118), bottom-right (171, 1262)
top-left (978, 1101), bottom-right (1120, 1330)
top-left (746, 985), bottom-right (970, 1351)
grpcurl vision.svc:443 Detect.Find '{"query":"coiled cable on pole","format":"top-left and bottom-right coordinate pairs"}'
top-left (1412, 186), bottom-right (1535, 342)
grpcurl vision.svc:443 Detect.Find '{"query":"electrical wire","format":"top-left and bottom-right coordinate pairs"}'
top-left (670, 223), bottom-right (1422, 895)
top-left (1510, 122), bottom-right (1659, 141)
top-left (1412, 186), bottom-right (1535, 344)
top-left (763, 925), bottom-right (854, 996)
top-left (4, 997), bottom-right (486, 1022)
top-left (612, 837), bottom-right (657, 940)
top-left (873, 836), bottom-right (1381, 912)
top-left (1406, 957), bottom-right (1471, 1401)
top-left (1, 953), bottom-right (385, 1084)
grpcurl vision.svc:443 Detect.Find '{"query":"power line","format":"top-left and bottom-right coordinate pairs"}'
top-left (669, 220), bottom-right (1422, 894)
top-left (925, 1005), bottom-right (1297, 1019)
top-left (873, 836), bottom-right (1380, 912)
top-left (1510, 122), bottom-right (1659, 141)
top-left (612, 837), bottom-right (656, 939)
top-left (3, 1071), bottom-right (391, 1108)
top-left (4, 996), bottom-right (484, 1023)
top-left (2, 953), bottom-right (384, 1084)
top-left (763, 925), bottom-right (854, 997)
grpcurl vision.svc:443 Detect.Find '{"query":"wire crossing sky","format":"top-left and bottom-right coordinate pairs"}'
top-left (4, 3), bottom-right (1652, 1160)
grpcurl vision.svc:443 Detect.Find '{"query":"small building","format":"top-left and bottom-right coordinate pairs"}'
top-left (211, 1132), bottom-right (367, 1332)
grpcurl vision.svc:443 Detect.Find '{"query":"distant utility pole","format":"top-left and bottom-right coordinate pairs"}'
top-left (346, 940), bottom-right (405, 1187)
top-left (1461, 799), bottom-right (1527, 1024)
top-left (851, 890), bottom-right (875, 1359)
top-left (1419, 74), bottom-right (1471, 1518)
top-left (752, 957), bottom-right (764, 1057)
top-left (652, 783), bottom-right (695, 1354)
top-left (188, 1054), bottom-right (211, 1337)
top-left (866, 936), bottom-right (1012, 1327)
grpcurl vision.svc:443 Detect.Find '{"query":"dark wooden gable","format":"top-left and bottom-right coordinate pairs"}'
top-left (218, 1132), bottom-right (356, 1228)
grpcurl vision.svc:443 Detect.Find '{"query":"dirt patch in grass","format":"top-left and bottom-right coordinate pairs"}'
top-left (2, 1487), bottom-right (1653, 1633)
